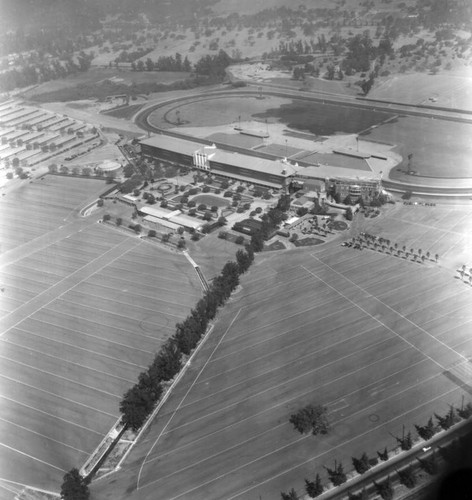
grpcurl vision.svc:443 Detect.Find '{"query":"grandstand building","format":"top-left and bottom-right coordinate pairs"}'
top-left (141, 135), bottom-right (295, 191)
top-left (139, 135), bottom-right (383, 200)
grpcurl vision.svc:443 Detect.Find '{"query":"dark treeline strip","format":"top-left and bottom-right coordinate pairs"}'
top-left (28, 50), bottom-right (232, 103)
top-left (119, 246), bottom-right (254, 432)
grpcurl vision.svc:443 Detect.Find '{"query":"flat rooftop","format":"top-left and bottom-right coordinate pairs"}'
top-left (140, 135), bottom-right (205, 157)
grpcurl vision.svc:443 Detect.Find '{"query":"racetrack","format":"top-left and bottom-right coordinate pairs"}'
top-left (135, 88), bottom-right (472, 193)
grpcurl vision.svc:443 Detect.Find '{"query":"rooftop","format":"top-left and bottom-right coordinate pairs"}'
top-left (140, 134), bottom-right (205, 157)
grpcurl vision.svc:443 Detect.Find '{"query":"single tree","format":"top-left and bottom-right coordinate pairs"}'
top-left (417, 451), bottom-right (438, 475)
top-left (400, 431), bottom-right (413, 451)
top-left (305, 474), bottom-right (323, 498)
top-left (281, 488), bottom-right (298, 500)
top-left (415, 417), bottom-right (437, 441)
top-left (397, 465), bottom-right (417, 489)
top-left (325, 461), bottom-right (346, 486)
top-left (435, 407), bottom-right (459, 430)
top-left (352, 452), bottom-right (371, 474)
top-left (290, 404), bottom-right (330, 435)
top-left (458, 402), bottom-right (472, 420)
top-left (377, 447), bottom-right (389, 461)
top-left (60, 468), bottom-right (89, 500)
top-left (374, 476), bottom-right (394, 500)
top-left (149, 339), bottom-right (181, 381)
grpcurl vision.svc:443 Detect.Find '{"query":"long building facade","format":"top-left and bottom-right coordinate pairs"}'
top-left (139, 134), bottom-right (383, 201)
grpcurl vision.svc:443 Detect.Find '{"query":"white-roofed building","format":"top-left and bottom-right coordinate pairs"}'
top-left (139, 205), bottom-right (203, 231)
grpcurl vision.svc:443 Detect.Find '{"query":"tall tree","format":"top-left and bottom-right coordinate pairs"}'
top-left (397, 465), bottom-right (417, 489)
top-left (290, 404), bottom-right (330, 435)
top-left (305, 474), bottom-right (323, 498)
top-left (149, 339), bottom-right (182, 382)
top-left (352, 452), bottom-right (371, 474)
top-left (326, 461), bottom-right (346, 486)
top-left (374, 476), bottom-right (394, 500)
top-left (281, 488), bottom-right (298, 500)
top-left (415, 417), bottom-right (437, 441)
top-left (60, 468), bottom-right (89, 500)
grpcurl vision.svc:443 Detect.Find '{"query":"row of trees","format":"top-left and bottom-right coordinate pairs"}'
top-left (282, 403), bottom-right (472, 499)
top-left (0, 52), bottom-right (93, 92)
top-left (131, 53), bottom-right (192, 72)
top-left (119, 247), bottom-right (255, 431)
top-left (115, 47), bottom-right (153, 64)
top-left (350, 233), bottom-right (440, 264)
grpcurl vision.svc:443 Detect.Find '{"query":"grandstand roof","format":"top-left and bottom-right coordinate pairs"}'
top-left (211, 169), bottom-right (282, 189)
top-left (140, 134), bottom-right (382, 186)
top-left (140, 135), bottom-right (205, 156)
top-left (211, 149), bottom-right (295, 178)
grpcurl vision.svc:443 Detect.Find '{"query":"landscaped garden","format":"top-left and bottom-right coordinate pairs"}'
top-left (192, 194), bottom-right (230, 208)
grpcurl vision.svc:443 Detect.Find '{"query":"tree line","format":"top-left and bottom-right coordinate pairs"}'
top-left (119, 246), bottom-right (255, 431)
top-left (281, 401), bottom-right (472, 499)
top-left (131, 52), bottom-right (192, 72)
top-left (0, 51), bottom-right (93, 92)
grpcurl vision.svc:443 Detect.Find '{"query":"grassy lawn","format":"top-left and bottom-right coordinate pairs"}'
top-left (192, 194), bottom-right (230, 208)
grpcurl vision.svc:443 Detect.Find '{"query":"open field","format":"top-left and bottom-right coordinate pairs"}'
top-left (0, 176), bottom-right (108, 254)
top-left (0, 179), bottom-right (202, 496)
top-left (93, 202), bottom-right (472, 500)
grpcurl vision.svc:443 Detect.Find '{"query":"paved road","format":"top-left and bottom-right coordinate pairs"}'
top-left (326, 419), bottom-right (472, 500)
